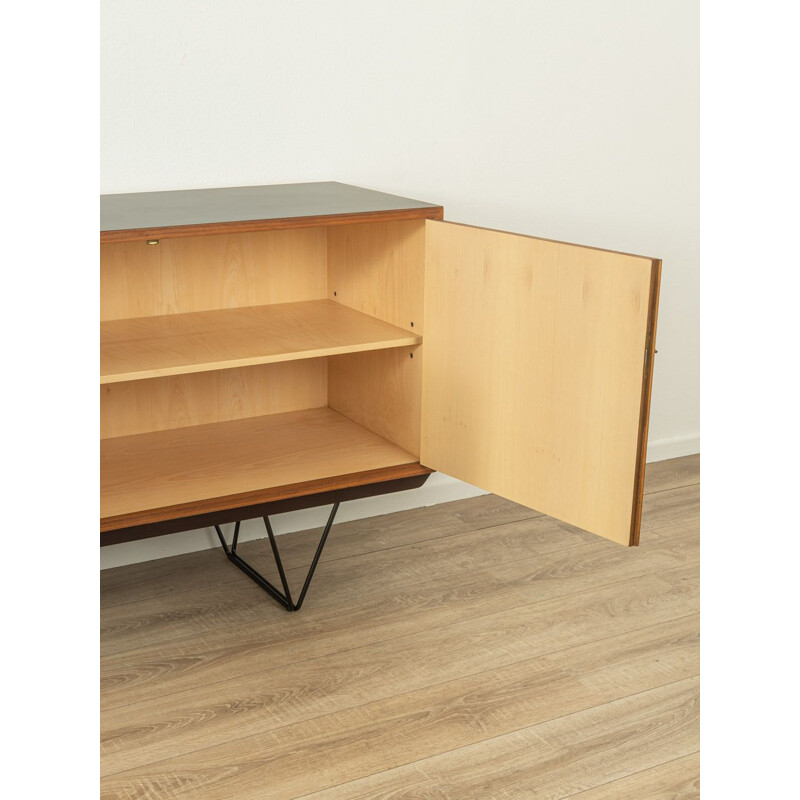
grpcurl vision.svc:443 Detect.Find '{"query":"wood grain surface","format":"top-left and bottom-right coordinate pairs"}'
top-left (327, 220), bottom-right (426, 455)
top-left (100, 361), bottom-right (327, 439)
top-left (100, 408), bottom-right (420, 530)
top-left (100, 227), bottom-right (328, 322)
top-left (421, 220), bottom-right (659, 547)
top-left (101, 454), bottom-right (699, 799)
top-left (101, 300), bottom-right (420, 383)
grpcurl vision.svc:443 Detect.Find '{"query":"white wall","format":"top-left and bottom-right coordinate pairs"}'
top-left (100, 0), bottom-right (699, 568)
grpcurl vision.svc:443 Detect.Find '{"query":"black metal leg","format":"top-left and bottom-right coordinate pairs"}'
top-left (294, 502), bottom-right (339, 611)
top-left (214, 502), bottom-right (340, 612)
top-left (263, 515), bottom-right (294, 608)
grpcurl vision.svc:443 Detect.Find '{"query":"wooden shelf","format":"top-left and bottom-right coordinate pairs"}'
top-left (100, 407), bottom-right (423, 531)
top-left (100, 300), bottom-right (421, 384)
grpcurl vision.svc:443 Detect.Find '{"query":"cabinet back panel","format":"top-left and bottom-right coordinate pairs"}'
top-left (327, 221), bottom-right (425, 453)
top-left (100, 228), bottom-right (327, 321)
top-left (100, 360), bottom-right (327, 439)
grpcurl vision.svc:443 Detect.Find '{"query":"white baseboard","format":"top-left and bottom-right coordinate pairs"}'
top-left (646, 433), bottom-right (700, 463)
top-left (100, 433), bottom-right (700, 570)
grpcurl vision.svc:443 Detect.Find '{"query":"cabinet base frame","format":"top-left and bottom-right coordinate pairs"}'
top-left (100, 470), bottom-right (433, 609)
top-left (214, 503), bottom-right (339, 612)
top-left (100, 469), bottom-right (432, 545)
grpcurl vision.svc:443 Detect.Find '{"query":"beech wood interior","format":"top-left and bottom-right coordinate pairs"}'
top-left (100, 220), bottom-right (428, 532)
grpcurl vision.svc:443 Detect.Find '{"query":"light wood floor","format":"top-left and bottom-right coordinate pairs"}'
top-left (101, 455), bottom-right (700, 799)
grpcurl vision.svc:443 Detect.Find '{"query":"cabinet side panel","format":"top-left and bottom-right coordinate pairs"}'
top-left (421, 221), bottom-right (654, 546)
top-left (327, 220), bottom-right (425, 329)
top-left (327, 221), bottom-right (425, 454)
top-left (100, 361), bottom-right (327, 439)
top-left (100, 228), bottom-right (327, 321)
top-left (327, 348), bottom-right (421, 457)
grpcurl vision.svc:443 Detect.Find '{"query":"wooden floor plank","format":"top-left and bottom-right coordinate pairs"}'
top-left (100, 569), bottom-right (516, 711)
top-left (640, 484), bottom-right (700, 531)
top-left (101, 519), bottom-right (697, 711)
top-left (489, 519), bottom-right (698, 603)
top-left (293, 677), bottom-right (699, 800)
top-left (100, 512), bottom-right (595, 657)
top-left (100, 616), bottom-right (698, 800)
top-left (101, 565), bottom-right (697, 777)
top-left (567, 752), bottom-right (700, 799)
top-left (642, 454), bottom-right (699, 494)
top-left (100, 483), bottom-right (699, 658)
top-left (100, 454), bottom-right (700, 799)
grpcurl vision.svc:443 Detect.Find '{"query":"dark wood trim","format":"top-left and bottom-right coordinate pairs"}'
top-left (100, 470), bottom-right (432, 545)
top-left (100, 206), bottom-right (444, 244)
top-left (629, 259), bottom-right (662, 546)
top-left (100, 462), bottom-right (434, 534)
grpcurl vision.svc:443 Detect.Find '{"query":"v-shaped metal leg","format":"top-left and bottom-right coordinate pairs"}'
top-left (214, 502), bottom-right (340, 612)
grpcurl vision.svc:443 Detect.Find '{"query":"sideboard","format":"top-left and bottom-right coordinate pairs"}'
top-left (100, 182), bottom-right (660, 609)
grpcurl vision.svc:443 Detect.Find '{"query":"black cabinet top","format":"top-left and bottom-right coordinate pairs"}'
top-left (101, 181), bottom-right (442, 242)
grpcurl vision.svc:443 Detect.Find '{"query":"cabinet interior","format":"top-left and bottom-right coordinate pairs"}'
top-left (100, 220), bottom-right (426, 529)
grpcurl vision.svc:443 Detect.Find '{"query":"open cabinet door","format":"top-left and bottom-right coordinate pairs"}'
top-left (421, 221), bottom-right (660, 546)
